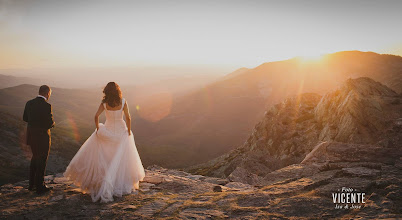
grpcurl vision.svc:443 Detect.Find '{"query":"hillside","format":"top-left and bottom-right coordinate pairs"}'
top-left (0, 74), bottom-right (42, 89)
top-left (186, 77), bottom-right (402, 184)
top-left (137, 51), bottom-right (402, 168)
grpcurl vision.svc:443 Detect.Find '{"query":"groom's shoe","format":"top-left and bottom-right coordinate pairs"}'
top-left (36, 185), bottom-right (53, 195)
top-left (28, 185), bottom-right (35, 191)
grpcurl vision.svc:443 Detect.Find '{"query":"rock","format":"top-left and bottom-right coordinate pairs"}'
top-left (122, 205), bottom-right (137, 211)
top-left (163, 177), bottom-right (173, 182)
top-left (203, 177), bottom-right (229, 185)
top-left (225, 182), bottom-right (255, 192)
top-left (185, 174), bottom-right (204, 180)
top-left (139, 182), bottom-right (154, 192)
top-left (315, 77), bottom-right (398, 143)
top-left (136, 200), bottom-right (167, 217)
top-left (143, 176), bottom-right (164, 184)
top-left (53, 177), bottom-right (70, 184)
top-left (342, 167), bottom-right (380, 177)
top-left (228, 166), bottom-right (265, 185)
top-left (213, 185), bottom-right (222, 192)
top-left (140, 182), bottom-right (155, 188)
top-left (146, 164), bottom-right (168, 172)
top-left (49, 195), bottom-right (64, 202)
top-left (165, 169), bottom-right (189, 177)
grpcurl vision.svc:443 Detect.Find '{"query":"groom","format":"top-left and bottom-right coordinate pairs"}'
top-left (23, 85), bottom-right (55, 194)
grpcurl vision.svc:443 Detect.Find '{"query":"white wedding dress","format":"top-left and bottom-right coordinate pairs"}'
top-left (64, 98), bottom-right (145, 203)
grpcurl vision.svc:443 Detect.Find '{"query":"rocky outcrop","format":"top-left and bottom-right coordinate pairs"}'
top-left (1, 159), bottom-right (401, 219)
top-left (315, 77), bottom-right (399, 143)
top-left (186, 77), bottom-right (402, 185)
top-left (186, 93), bottom-right (323, 180)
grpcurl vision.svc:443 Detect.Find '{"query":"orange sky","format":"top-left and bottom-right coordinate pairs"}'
top-left (1, 0), bottom-right (401, 71)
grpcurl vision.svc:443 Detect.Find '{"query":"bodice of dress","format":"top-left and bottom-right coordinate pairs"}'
top-left (103, 98), bottom-right (127, 133)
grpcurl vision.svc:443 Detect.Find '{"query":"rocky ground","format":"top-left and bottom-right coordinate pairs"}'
top-left (1, 154), bottom-right (401, 220)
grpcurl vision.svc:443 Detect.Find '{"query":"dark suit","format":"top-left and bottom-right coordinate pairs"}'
top-left (23, 96), bottom-right (55, 190)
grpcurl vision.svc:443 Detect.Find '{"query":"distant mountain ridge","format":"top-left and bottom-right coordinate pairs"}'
top-left (0, 74), bottom-right (42, 89)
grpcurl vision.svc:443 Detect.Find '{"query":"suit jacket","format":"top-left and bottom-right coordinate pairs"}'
top-left (23, 97), bottom-right (55, 147)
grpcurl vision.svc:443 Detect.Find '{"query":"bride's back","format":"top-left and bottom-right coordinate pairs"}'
top-left (105, 102), bottom-right (122, 111)
top-left (103, 98), bottom-right (126, 129)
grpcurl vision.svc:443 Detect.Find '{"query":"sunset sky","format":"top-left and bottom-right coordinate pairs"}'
top-left (1, 0), bottom-right (402, 72)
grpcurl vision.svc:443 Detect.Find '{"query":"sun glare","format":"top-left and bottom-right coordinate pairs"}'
top-left (294, 52), bottom-right (326, 65)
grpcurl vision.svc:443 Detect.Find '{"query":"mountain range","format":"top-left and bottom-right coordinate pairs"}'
top-left (136, 51), bottom-right (402, 168)
top-left (0, 50), bottom-right (401, 185)
top-left (0, 74), bottom-right (42, 89)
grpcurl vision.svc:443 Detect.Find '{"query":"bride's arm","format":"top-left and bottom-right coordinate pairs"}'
top-left (123, 101), bottom-right (131, 136)
top-left (94, 103), bottom-right (104, 132)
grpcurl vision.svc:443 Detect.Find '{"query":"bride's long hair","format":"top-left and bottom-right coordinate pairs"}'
top-left (102, 82), bottom-right (122, 107)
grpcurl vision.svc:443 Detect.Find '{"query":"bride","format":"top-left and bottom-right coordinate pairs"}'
top-left (64, 82), bottom-right (145, 203)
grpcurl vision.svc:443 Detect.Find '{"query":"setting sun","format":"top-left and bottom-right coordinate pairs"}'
top-left (298, 53), bottom-right (325, 63)
top-left (0, 1), bottom-right (401, 70)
